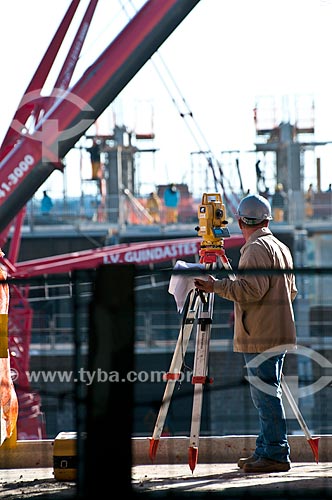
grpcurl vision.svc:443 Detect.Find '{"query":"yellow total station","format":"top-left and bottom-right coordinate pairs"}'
top-left (196, 193), bottom-right (230, 247)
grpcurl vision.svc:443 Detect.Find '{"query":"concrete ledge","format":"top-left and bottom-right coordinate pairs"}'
top-left (134, 435), bottom-right (329, 465)
top-left (0, 435), bottom-right (330, 468)
top-left (0, 439), bottom-right (54, 469)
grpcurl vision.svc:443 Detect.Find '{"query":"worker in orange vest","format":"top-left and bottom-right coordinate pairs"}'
top-left (0, 251), bottom-right (18, 445)
top-left (146, 192), bottom-right (162, 224)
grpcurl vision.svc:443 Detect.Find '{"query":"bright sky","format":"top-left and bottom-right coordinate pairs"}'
top-left (2, 0), bottom-right (332, 200)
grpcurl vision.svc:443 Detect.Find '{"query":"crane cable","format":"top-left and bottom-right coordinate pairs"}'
top-left (150, 50), bottom-right (240, 213)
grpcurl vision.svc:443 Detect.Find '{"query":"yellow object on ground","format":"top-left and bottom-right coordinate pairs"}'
top-left (53, 431), bottom-right (77, 481)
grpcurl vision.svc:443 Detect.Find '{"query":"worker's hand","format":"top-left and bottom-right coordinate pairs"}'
top-left (194, 275), bottom-right (216, 293)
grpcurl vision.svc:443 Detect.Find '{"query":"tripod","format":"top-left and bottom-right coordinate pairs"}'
top-left (149, 244), bottom-right (235, 473)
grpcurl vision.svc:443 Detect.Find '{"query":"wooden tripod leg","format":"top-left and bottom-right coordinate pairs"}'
top-left (149, 290), bottom-right (199, 461)
top-left (281, 376), bottom-right (320, 463)
top-left (188, 291), bottom-right (214, 473)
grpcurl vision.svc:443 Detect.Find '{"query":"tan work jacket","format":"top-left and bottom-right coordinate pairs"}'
top-left (213, 227), bottom-right (297, 353)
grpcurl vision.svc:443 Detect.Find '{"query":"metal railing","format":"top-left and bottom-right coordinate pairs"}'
top-left (23, 193), bottom-right (200, 230)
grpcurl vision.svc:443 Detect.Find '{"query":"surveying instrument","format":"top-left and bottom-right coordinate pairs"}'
top-left (149, 192), bottom-right (320, 472)
top-left (149, 193), bottom-right (234, 472)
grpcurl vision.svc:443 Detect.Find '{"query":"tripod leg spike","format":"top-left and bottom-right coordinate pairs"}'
top-left (188, 446), bottom-right (198, 473)
top-left (149, 438), bottom-right (159, 462)
top-left (308, 437), bottom-right (320, 463)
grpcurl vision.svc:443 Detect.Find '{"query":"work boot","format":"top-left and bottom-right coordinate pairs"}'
top-left (237, 455), bottom-right (257, 468)
top-left (243, 457), bottom-right (291, 473)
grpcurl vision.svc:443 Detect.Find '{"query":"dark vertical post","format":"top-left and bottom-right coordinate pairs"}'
top-left (73, 270), bottom-right (91, 498)
top-left (83, 264), bottom-right (135, 497)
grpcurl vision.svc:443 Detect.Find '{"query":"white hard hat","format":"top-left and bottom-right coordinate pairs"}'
top-left (236, 194), bottom-right (273, 225)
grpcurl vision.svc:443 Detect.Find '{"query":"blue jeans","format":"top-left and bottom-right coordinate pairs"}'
top-left (244, 352), bottom-right (290, 463)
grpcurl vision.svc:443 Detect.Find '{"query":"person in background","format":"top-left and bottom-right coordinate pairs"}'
top-left (271, 183), bottom-right (287, 222)
top-left (305, 183), bottom-right (314, 219)
top-left (146, 192), bottom-right (162, 224)
top-left (163, 183), bottom-right (180, 224)
top-left (0, 248), bottom-right (18, 444)
top-left (86, 138), bottom-right (101, 180)
top-left (41, 190), bottom-right (53, 215)
top-left (255, 160), bottom-right (266, 194)
top-left (194, 194), bottom-right (297, 473)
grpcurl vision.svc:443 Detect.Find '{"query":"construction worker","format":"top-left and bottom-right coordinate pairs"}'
top-left (305, 183), bottom-right (314, 219)
top-left (194, 194), bottom-right (297, 473)
top-left (163, 183), bottom-right (180, 224)
top-left (86, 138), bottom-right (101, 180)
top-left (146, 192), bottom-right (162, 224)
top-left (271, 183), bottom-right (287, 222)
top-left (0, 250), bottom-right (18, 443)
top-left (41, 190), bottom-right (53, 215)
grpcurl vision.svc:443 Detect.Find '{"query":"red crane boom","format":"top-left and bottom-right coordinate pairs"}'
top-left (0, 0), bottom-right (201, 234)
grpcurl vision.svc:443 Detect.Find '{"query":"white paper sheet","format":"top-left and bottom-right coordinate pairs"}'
top-left (168, 260), bottom-right (207, 313)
